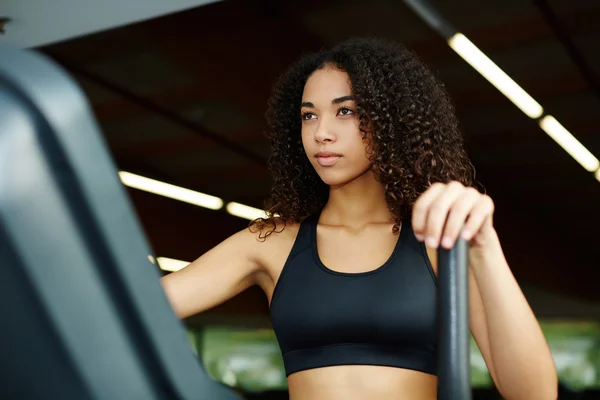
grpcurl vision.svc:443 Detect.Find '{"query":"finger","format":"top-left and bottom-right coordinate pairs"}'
top-left (412, 182), bottom-right (446, 241)
top-left (462, 195), bottom-right (495, 241)
top-left (440, 188), bottom-right (481, 249)
top-left (424, 181), bottom-right (465, 248)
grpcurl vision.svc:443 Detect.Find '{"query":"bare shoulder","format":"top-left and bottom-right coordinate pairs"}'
top-left (247, 217), bottom-right (301, 298)
top-left (247, 217), bottom-right (300, 260)
top-left (248, 217), bottom-right (300, 239)
top-left (160, 218), bottom-right (301, 319)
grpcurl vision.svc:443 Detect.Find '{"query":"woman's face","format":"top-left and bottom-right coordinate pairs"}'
top-left (300, 67), bottom-right (372, 187)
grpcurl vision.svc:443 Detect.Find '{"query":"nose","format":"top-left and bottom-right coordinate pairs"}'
top-left (314, 118), bottom-right (336, 144)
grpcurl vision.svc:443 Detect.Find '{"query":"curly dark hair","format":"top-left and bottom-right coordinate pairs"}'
top-left (252, 37), bottom-right (477, 238)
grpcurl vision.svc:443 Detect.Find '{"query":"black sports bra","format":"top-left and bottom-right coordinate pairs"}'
top-left (269, 213), bottom-right (439, 377)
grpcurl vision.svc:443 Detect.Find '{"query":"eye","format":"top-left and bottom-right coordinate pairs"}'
top-left (301, 112), bottom-right (316, 121)
top-left (337, 107), bottom-right (354, 116)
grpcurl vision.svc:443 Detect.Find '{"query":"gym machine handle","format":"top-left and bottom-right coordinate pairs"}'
top-left (437, 238), bottom-right (471, 400)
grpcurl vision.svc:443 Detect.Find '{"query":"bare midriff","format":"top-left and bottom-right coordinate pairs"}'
top-left (286, 365), bottom-right (437, 400)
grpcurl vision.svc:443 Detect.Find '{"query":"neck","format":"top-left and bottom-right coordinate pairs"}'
top-left (321, 170), bottom-right (392, 227)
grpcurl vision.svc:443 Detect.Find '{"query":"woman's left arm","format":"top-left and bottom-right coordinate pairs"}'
top-left (412, 181), bottom-right (558, 400)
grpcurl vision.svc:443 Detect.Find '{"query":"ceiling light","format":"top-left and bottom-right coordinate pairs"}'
top-left (448, 33), bottom-right (544, 119)
top-left (226, 202), bottom-right (268, 220)
top-left (119, 171), bottom-right (223, 210)
top-left (157, 257), bottom-right (189, 272)
top-left (538, 116), bottom-right (600, 172)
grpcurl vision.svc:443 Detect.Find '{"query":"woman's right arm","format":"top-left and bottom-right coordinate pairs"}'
top-left (160, 228), bottom-right (264, 320)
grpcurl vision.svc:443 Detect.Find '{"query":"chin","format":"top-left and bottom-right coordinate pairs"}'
top-left (315, 164), bottom-right (376, 187)
top-left (316, 169), bottom-right (359, 187)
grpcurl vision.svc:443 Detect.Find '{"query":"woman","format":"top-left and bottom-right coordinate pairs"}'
top-left (161, 38), bottom-right (557, 399)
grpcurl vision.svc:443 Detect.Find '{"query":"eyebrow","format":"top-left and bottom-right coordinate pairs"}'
top-left (301, 95), bottom-right (355, 108)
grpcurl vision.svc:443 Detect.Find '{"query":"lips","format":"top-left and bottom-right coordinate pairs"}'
top-left (315, 151), bottom-right (342, 167)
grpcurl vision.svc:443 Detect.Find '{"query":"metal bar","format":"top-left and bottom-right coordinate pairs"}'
top-left (403, 0), bottom-right (457, 39)
top-left (437, 238), bottom-right (471, 400)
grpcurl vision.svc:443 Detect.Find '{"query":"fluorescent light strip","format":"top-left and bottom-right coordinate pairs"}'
top-left (448, 32), bottom-right (600, 180)
top-left (118, 171), bottom-right (272, 220)
top-left (119, 171), bottom-right (223, 210)
top-left (157, 257), bottom-right (190, 272)
top-left (539, 116), bottom-right (600, 172)
top-left (448, 33), bottom-right (544, 119)
top-left (226, 202), bottom-right (268, 221)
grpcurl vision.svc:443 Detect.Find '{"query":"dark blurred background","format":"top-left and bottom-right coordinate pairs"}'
top-left (2, 0), bottom-right (600, 398)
